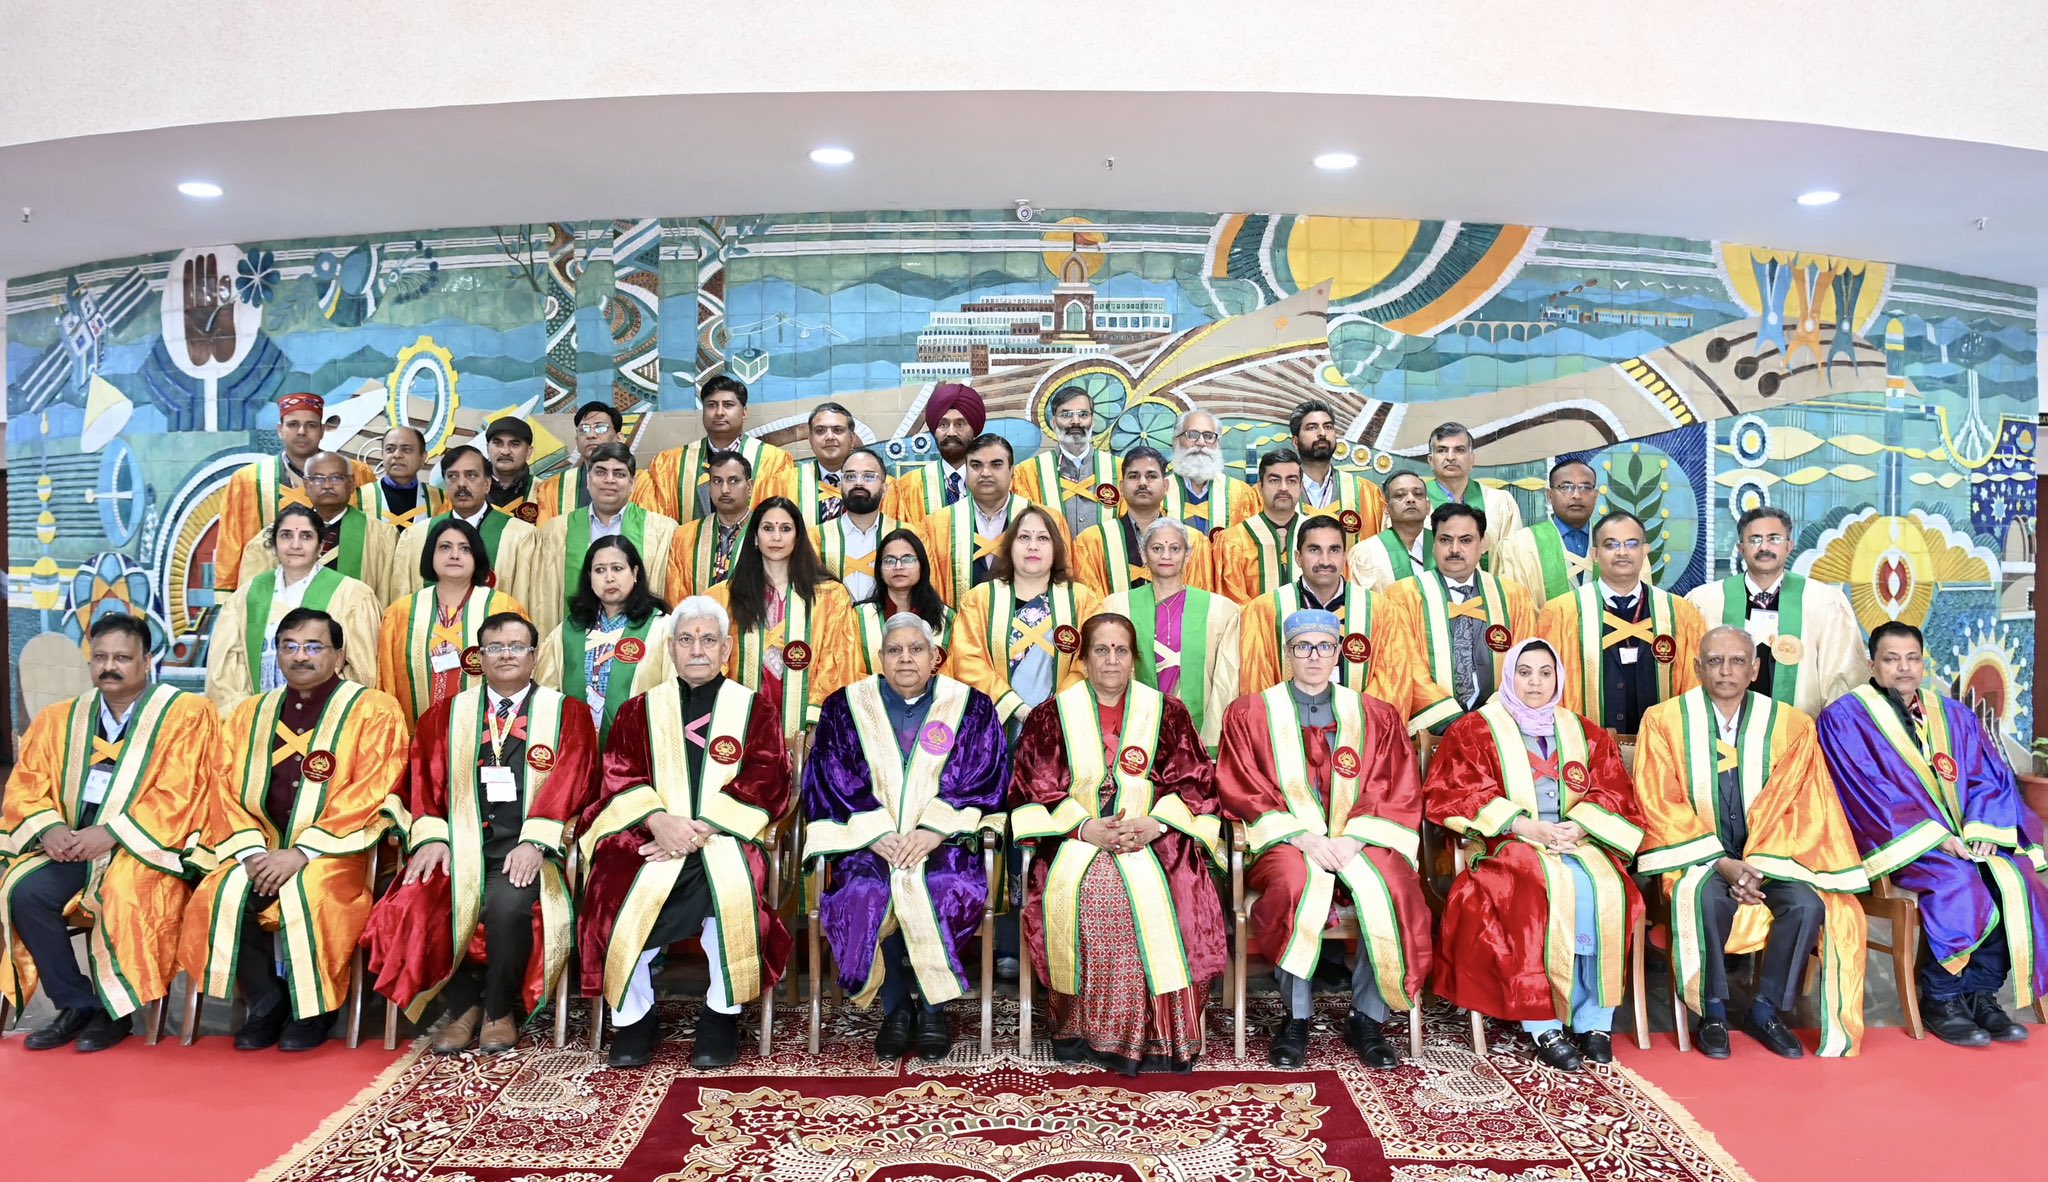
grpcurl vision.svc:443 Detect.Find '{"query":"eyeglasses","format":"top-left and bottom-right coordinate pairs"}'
top-left (839, 472), bottom-right (883, 486)
top-left (305, 474), bottom-right (351, 486)
top-left (1600, 538), bottom-right (1644, 553)
top-left (1742, 533), bottom-right (1788, 548)
top-left (878, 554), bottom-right (921, 570)
top-left (278, 641), bottom-right (331, 657)
top-left (576, 423), bottom-right (614, 436)
top-left (1551, 482), bottom-right (1596, 495)
top-left (1052, 410), bottom-right (1094, 424)
top-left (1178, 430), bottom-right (1220, 444)
top-left (1288, 641), bottom-right (1339, 659)
top-left (481, 643), bottom-right (534, 657)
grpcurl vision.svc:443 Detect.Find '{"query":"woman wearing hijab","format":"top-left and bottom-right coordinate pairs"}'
top-left (1422, 638), bottom-right (1645, 1071)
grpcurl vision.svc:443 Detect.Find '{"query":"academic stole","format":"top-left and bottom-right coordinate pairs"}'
top-left (408, 686), bottom-right (572, 1020)
top-left (1162, 476), bottom-right (1231, 532)
top-left (1254, 683), bottom-right (1413, 1009)
top-left (839, 676), bottom-right (976, 1006)
top-left (562, 503), bottom-right (650, 616)
top-left (1426, 477), bottom-right (1495, 569)
top-left (1028, 449), bottom-right (1118, 511)
top-left (401, 589), bottom-right (503, 718)
top-left (856, 603), bottom-right (955, 675)
top-left (548, 468), bottom-right (587, 516)
top-left (1270, 582), bottom-right (1374, 693)
top-left (1302, 470), bottom-right (1371, 536)
top-left (1663, 691), bottom-right (1773, 1000)
top-left (587, 679), bottom-right (765, 1006)
top-left (564, 613), bottom-right (659, 742)
top-left (0, 686), bottom-right (186, 1014)
top-left (1092, 515), bottom-right (1148, 596)
top-left (1529, 520), bottom-right (1589, 600)
top-left (1038, 682), bottom-right (1205, 996)
top-left (1376, 528), bottom-right (1433, 582)
top-left (1474, 699), bottom-right (1630, 1018)
top-left (355, 482), bottom-right (438, 529)
top-left (1718, 572), bottom-right (1808, 707)
top-left (1574, 582), bottom-right (1678, 726)
top-left (947, 494), bottom-right (1030, 596)
top-left (317, 509), bottom-right (369, 582)
top-left (795, 460), bottom-right (842, 528)
top-left (204, 682), bottom-right (378, 1018)
top-left (1235, 514), bottom-right (1297, 597)
top-left (687, 517), bottom-right (740, 592)
top-left (736, 587), bottom-right (817, 736)
top-left (1130, 585), bottom-right (1212, 736)
top-left (914, 461), bottom-right (949, 516)
top-left (243, 567), bottom-right (346, 690)
top-left (819, 514), bottom-right (899, 585)
top-left (1414, 570), bottom-right (1512, 692)
top-left (987, 579), bottom-right (1082, 698)
top-left (255, 456), bottom-right (311, 527)
top-left (675, 437), bottom-right (765, 523)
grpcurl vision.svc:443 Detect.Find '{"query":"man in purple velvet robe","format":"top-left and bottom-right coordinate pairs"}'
top-left (802, 611), bottom-right (1010, 1061)
top-left (1818, 620), bottom-right (2048, 1048)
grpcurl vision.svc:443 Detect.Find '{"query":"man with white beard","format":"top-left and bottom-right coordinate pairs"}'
top-left (1163, 409), bottom-right (1259, 539)
top-left (1015, 385), bottom-right (1121, 538)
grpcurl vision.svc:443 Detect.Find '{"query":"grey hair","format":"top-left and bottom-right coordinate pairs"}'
top-left (1701, 624), bottom-right (1756, 651)
top-left (670, 595), bottom-right (731, 636)
top-left (1428, 421), bottom-right (1474, 449)
top-left (1176, 408), bottom-right (1219, 434)
top-left (1141, 516), bottom-right (1193, 550)
top-left (881, 612), bottom-right (940, 648)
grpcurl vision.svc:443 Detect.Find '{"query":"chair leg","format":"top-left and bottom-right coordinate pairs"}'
top-left (806, 908), bottom-right (824, 1056)
top-left (1018, 939), bottom-right (1034, 1058)
top-left (757, 988), bottom-right (773, 1058)
top-left (589, 998), bottom-right (606, 1053)
top-left (346, 949), bottom-right (367, 1049)
top-left (552, 969), bottom-right (571, 1049)
top-left (979, 911), bottom-right (995, 1057)
top-left (1232, 915), bottom-right (1249, 1062)
top-left (181, 983), bottom-right (205, 1046)
top-left (1894, 902), bottom-right (1925, 1040)
top-left (1669, 971), bottom-right (1691, 1054)
top-left (1407, 1005), bottom-right (1423, 1061)
top-left (146, 996), bottom-right (168, 1046)
top-left (1630, 914), bottom-right (1651, 1052)
top-left (1469, 1010), bottom-right (1487, 1056)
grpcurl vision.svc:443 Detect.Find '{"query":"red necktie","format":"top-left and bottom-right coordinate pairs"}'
top-left (1304, 723), bottom-right (1336, 805)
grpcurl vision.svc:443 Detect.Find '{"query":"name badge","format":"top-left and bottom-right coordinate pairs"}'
top-left (84, 768), bottom-right (114, 805)
top-left (1619, 646), bottom-right (1640, 665)
top-left (1748, 609), bottom-right (1779, 641)
top-left (481, 766), bottom-right (519, 803)
top-left (431, 648), bottom-right (463, 674)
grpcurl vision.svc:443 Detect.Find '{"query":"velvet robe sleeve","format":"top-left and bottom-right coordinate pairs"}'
top-left (1815, 696), bottom-right (1955, 870)
top-left (1950, 698), bottom-right (2047, 861)
top-left (801, 691), bottom-right (886, 850)
top-left (1007, 703), bottom-right (1079, 819)
top-left (1571, 721), bottom-right (1647, 856)
top-left (1350, 694), bottom-right (1425, 857)
top-left (1215, 694), bottom-right (1312, 849)
top-left (517, 700), bottom-right (601, 857)
top-left (1422, 711), bottom-right (1520, 837)
top-left (393, 697), bottom-right (458, 853)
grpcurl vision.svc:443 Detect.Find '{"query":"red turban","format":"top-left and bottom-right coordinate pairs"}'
top-left (277, 392), bottom-right (324, 418)
top-left (925, 382), bottom-right (986, 435)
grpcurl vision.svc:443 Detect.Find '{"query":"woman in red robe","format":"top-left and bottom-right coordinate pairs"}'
top-left (1011, 612), bottom-right (1225, 1073)
top-left (1423, 638), bottom-right (1645, 1071)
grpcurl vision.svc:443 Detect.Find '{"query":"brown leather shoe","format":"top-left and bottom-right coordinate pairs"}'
top-left (432, 1006), bottom-right (482, 1055)
top-left (479, 1015), bottom-right (519, 1055)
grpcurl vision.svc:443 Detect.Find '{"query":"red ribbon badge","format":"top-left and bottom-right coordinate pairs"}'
top-left (1338, 509), bottom-right (1362, 535)
top-left (1052, 624), bottom-right (1080, 655)
top-left (1341, 633), bottom-right (1373, 663)
top-left (1652, 635), bottom-right (1677, 664)
top-left (1095, 483), bottom-right (1120, 507)
top-left (1485, 623), bottom-right (1512, 653)
top-left (615, 637), bottom-right (645, 664)
top-left (1333, 747), bottom-right (1360, 778)
top-left (516, 502), bottom-right (540, 524)
top-left (784, 640), bottom-right (814, 671)
top-left (708, 736), bottom-right (742, 765)
top-left (461, 646), bottom-right (485, 676)
top-left (1562, 761), bottom-right (1591, 790)
top-left (527, 744), bottom-right (556, 772)
top-left (1932, 752), bottom-right (1959, 783)
top-left (302, 750), bottom-right (337, 783)
top-left (1117, 745), bottom-right (1150, 776)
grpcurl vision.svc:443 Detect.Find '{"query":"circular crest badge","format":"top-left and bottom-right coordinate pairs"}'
top-left (1118, 745), bottom-right (1150, 776)
top-left (1052, 624), bottom-right (1081, 655)
top-left (461, 646), bottom-right (485, 676)
top-left (784, 640), bottom-right (814, 671)
top-left (1932, 752), bottom-right (1959, 783)
top-left (1332, 747), bottom-right (1361, 777)
top-left (1338, 509), bottom-right (1363, 535)
top-left (1341, 632), bottom-right (1373, 663)
top-left (1485, 623), bottom-right (1512, 653)
top-left (1095, 483), bottom-right (1121, 507)
top-left (708, 735), bottom-right (742, 765)
top-left (516, 502), bottom-right (540, 524)
top-left (527, 744), bottom-right (556, 772)
top-left (615, 637), bottom-right (646, 664)
top-left (1562, 761), bottom-right (1591, 790)
top-left (1652, 635), bottom-right (1678, 664)
top-left (302, 750), bottom-right (337, 783)
top-left (918, 721), bottom-right (954, 755)
top-left (1770, 634), bottom-right (1804, 665)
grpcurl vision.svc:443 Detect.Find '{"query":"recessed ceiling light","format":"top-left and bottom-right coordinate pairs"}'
top-left (809, 147), bottom-right (855, 166)
top-left (177, 181), bottom-right (224, 198)
top-left (1313, 152), bottom-right (1359, 172)
top-left (1796, 189), bottom-right (1841, 206)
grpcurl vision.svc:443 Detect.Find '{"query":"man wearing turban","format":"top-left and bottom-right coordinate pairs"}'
top-left (885, 383), bottom-right (986, 528)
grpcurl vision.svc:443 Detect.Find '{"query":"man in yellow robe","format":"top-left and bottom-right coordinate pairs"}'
top-left (1347, 472), bottom-right (1432, 592)
top-left (1635, 627), bottom-right (1869, 1058)
top-left (808, 448), bottom-right (897, 604)
top-left (2, 615), bottom-right (221, 1051)
top-left (916, 434), bottom-right (1068, 605)
top-left (1162, 409), bottom-right (1260, 537)
top-left (239, 451), bottom-right (402, 606)
top-left (764, 401), bottom-right (866, 529)
top-left (215, 391), bottom-right (375, 593)
top-left (1071, 446), bottom-right (1214, 599)
top-left (1014, 384), bottom-right (1121, 538)
top-left (1292, 399), bottom-right (1386, 549)
top-left (1422, 421), bottom-right (1522, 566)
top-left (883, 382), bottom-right (983, 528)
top-left (1495, 459), bottom-right (1597, 603)
top-left (393, 444), bottom-right (542, 609)
top-left (1214, 450), bottom-right (1306, 605)
top-left (631, 376), bottom-right (793, 524)
top-left (532, 401), bottom-right (624, 525)
top-left (1535, 510), bottom-right (1704, 735)
top-left (354, 425), bottom-right (445, 529)
top-left (1380, 502), bottom-right (1539, 732)
top-left (1100, 517), bottom-right (1239, 751)
top-left (179, 608), bottom-right (410, 1051)
top-left (529, 442), bottom-right (677, 639)
top-left (665, 449), bottom-right (757, 603)
top-left (1684, 506), bottom-right (1867, 717)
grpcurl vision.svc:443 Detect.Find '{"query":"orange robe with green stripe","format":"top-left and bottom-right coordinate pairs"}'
top-left (1534, 584), bottom-right (1704, 732)
top-left (214, 457), bottom-right (377, 593)
top-left (707, 579), bottom-right (862, 734)
top-left (1378, 571), bottom-right (1538, 730)
top-left (630, 439), bottom-right (793, 524)
top-left (949, 580), bottom-right (1102, 725)
top-left (1069, 516), bottom-right (1215, 600)
top-left (376, 587), bottom-right (531, 731)
top-left (1, 687), bottom-right (221, 1016)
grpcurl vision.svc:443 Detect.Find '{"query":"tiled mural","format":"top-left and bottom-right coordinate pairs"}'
top-left (4, 210), bottom-right (2038, 756)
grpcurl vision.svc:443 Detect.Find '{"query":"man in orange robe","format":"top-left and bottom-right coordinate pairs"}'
top-left (214, 391), bottom-right (375, 593)
top-left (1535, 510), bottom-right (1704, 735)
top-left (631, 376), bottom-right (793, 524)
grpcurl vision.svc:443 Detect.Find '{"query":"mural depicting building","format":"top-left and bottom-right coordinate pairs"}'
top-left (5, 210), bottom-right (2037, 758)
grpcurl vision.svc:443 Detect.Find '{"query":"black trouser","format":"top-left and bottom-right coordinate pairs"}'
top-left (1697, 876), bottom-right (1825, 1011)
top-left (876, 932), bottom-right (944, 1017)
top-left (7, 859), bottom-right (97, 1012)
top-left (643, 857), bottom-right (714, 950)
top-left (237, 890), bottom-right (289, 1016)
top-left (436, 863), bottom-right (542, 1021)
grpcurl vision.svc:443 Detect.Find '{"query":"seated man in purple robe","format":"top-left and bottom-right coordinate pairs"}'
top-left (1818, 620), bottom-right (2048, 1048)
top-left (801, 612), bottom-right (1011, 1060)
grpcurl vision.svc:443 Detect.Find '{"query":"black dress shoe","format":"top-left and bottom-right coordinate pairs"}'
top-left (234, 1003), bottom-right (289, 1051)
top-left (1694, 1017), bottom-right (1732, 1059)
top-left (1050, 1037), bottom-right (1095, 1066)
top-left (279, 1012), bottom-right (336, 1052)
top-left (1268, 1017), bottom-right (1311, 1068)
top-left (24, 1008), bottom-right (95, 1051)
top-left (1579, 1030), bottom-right (1613, 1065)
top-left (1966, 993), bottom-right (2029, 1043)
top-left (1740, 1013), bottom-right (1805, 1058)
top-left (75, 1011), bottom-right (132, 1053)
top-left (914, 1008), bottom-right (953, 1062)
top-left (875, 1009), bottom-right (915, 1060)
top-left (607, 1010), bottom-right (661, 1068)
top-left (1531, 1029), bottom-right (1582, 1071)
top-left (689, 1009), bottom-right (741, 1070)
top-left (1925, 998), bottom-right (1992, 1048)
top-left (1342, 1011), bottom-right (1399, 1070)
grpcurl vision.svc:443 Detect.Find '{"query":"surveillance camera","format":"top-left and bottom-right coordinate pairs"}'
top-left (1014, 202), bottom-right (1034, 223)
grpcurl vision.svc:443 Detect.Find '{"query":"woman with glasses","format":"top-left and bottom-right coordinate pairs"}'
top-left (208, 502), bottom-right (382, 715)
top-left (537, 535), bottom-right (675, 744)
top-left (854, 528), bottom-right (955, 675)
top-left (1423, 638), bottom-right (1645, 1072)
top-left (377, 517), bottom-right (530, 730)
top-left (1011, 612), bottom-right (1225, 1073)
top-left (707, 497), bottom-right (859, 738)
top-left (951, 505), bottom-right (1101, 738)
top-left (1098, 517), bottom-right (1239, 754)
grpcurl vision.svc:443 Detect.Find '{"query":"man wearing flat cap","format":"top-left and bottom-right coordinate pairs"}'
top-left (485, 417), bottom-right (542, 524)
top-left (886, 383), bottom-right (987, 528)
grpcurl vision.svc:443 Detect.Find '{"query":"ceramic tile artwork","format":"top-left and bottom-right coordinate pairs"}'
top-left (4, 211), bottom-right (2037, 753)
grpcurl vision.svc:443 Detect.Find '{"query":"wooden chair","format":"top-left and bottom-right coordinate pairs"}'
top-left (808, 817), bottom-right (1004, 1055)
top-left (183, 838), bottom-right (384, 1048)
top-left (1861, 873), bottom-right (2048, 1039)
top-left (0, 921), bottom-right (171, 1045)
top-left (1228, 821), bottom-right (1426, 1062)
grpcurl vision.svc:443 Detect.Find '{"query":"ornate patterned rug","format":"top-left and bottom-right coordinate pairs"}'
top-left (253, 999), bottom-right (1752, 1182)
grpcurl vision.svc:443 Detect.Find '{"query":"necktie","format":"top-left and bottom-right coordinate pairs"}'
top-left (1304, 723), bottom-right (1336, 806)
top-left (1611, 594), bottom-right (1636, 615)
top-left (945, 472), bottom-right (963, 505)
top-left (485, 697), bottom-right (515, 766)
top-left (819, 470), bottom-right (845, 522)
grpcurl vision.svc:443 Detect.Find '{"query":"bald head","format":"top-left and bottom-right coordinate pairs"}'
top-left (1697, 625), bottom-right (1757, 707)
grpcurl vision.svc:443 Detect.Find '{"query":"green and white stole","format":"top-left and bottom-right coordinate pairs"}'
top-left (1269, 582), bottom-right (1374, 693)
top-left (1427, 477), bottom-right (1496, 570)
top-left (562, 503), bottom-right (651, 615)
top-left (1162, 476), bottom-right (1231, 532)
top-left (1254, 683), bottom-right (1413, 1009)
top-left (735, 585), bottom-right (819, 736)
top-left (675, 437), bottom-right (766, 524)
top-left (1036, 682), bottom-right (1200, 996)
top-left (1028, 449), bottom-right (1118, 513)
top-left (1528, 520), bottom-right (1590, 600)
top-left (794, 459), bottom-right (843, 528)
top-left (1375, 528), bottom-right (1433, 582)
top-left (203, 682), bottom-right (383, 1018)
top-left (355, 480), bottom-right (437, 529)
top-left (1235, 514), bottom-right (1297, 597)
top-left (243, 567), bottom-right (346, 690)
top-left (1718, 573), bottom-right (1808, 708)
top-left (832, 676), bottom-right (977, 1006)
top-left (255, 457), bottom-right (310, 526)
top-left (946, 494), bottom-right (1032, 596)
top-left (313, 508), bottom-right (369, 583)
top-left (563, 613), bottom-right (661, 742)
top-left (1093, 515), bottom-right (1150, 596)
top-left (1413, 570), bottom-right (1512, 694)
top-left (409, 686), bottom-right (572, 1019)
top-left (687, 516), bottom-right (746, 591)
top-left (1474, 699), bottom-right (1629, 1017)
top-left (1573, 582), bottom-right (1679, 728)
top-left (548, 468), bottom-right (587, 517)
top-left (425, 510), bottom-right (515, 570)
top-left (401, 588), bottom-right (502, 718)
top-left (986, 580), bottom-right (1083, 708)
top-left (1302, 469), bottom-right (1372, 535)
top-left (856, 603), bottom-right (955, 675)
top-left (818, 514), bottom-right (900, 585)
top-left (914, 461), bottom-right (950, 516)
top-left (1129, 585), bottom-right (1213, 737)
